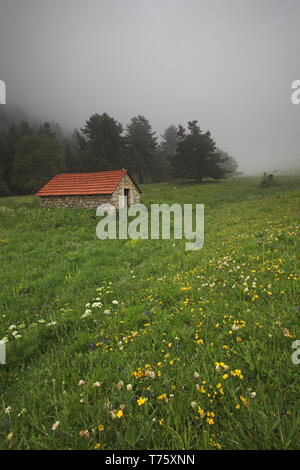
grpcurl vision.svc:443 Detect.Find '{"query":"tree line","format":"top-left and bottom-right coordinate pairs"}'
top-left (0, 109), bottom-right (239, 196)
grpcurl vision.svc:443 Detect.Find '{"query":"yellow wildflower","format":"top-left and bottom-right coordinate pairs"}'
top-left (137, 397), bottom-right (147, 406)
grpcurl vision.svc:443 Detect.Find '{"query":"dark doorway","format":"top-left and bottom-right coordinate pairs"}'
top-left (124, 188), bottom-right (130, 207)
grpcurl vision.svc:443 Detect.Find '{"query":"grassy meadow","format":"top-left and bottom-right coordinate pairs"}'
top-left (0, 176), bottom-right (299, 450)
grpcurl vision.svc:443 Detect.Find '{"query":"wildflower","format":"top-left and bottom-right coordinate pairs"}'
top-left (17, 408), bottom-right (26, 417)
top-left (109, 410), bottom-right (117, 419)
top-left (230, 369), bottom-right (243, 379)
top-left (159, 418), bottom-right (165, 426)
top-left (191, 401), bottom-right (197, 409)
top-left (112, 300), bottom-right (119, 305)
top-left (5, 406), bottom-right (12, 414)
top-left (283, 328), bottom-right (293, 338)
top-left (196, 384), bottom-right (206, 394)
top-left (158, 393), bottom-right (168, 402)
top-left (7, 432), bottom-right (13, 440)
top-left (240, 395), bottom-right (248, 407)
top-left (116, 409), bottom-right (123, 418)
top-left (51, 421), bottom-right (60, 431)
top-left (117, 380), bottom-right (124, 390)
top-left (79, 429), bottom-right (90, 440)
top-left (98, 424), bottom-right (104, 431)
top-left (104, 398), bottom-right (111, 411)
top-left (145, 370), bottom-right (155, 379)
top-left (222, 374), bottom-right (229, 380)
top-left (137, 397), bottom-right (147, 406)
top-left (232, 324), bottom-right (240, 331)
top-left (78, 380), bottom-right (86, 386)
top-left (250, 392), bottom-right (256, 398)
top-left (94, 443), bottom-right (101, 449)
top-left (93, 381), bottom-right (102, 388)
top-left (126, 384), bottom-right (133, 391)
top-left (81, 309), bottom-right (92, 319)
top-left (194, 372), bottom-right (200, 379)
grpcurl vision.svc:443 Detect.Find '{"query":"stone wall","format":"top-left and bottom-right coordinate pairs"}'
top-left (39, 194), bottom-right (112, 209)
top-left (111, 173), bottom-right (140, 207)
top-left (39, 173), bottom-right (141, 209)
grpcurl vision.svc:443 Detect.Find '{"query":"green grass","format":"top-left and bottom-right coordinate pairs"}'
top-left (0, 176), bottom-right (299, 450)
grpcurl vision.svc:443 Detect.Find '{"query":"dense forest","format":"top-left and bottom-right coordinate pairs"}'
top-left (0, 106), bottom-right (239, 196)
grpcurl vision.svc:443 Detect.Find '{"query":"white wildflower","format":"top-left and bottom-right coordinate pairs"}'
top-left (51, 421), bottom-right (60, 431)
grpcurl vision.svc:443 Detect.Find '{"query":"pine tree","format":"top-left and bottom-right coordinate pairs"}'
top-left (174, 121), bottom-right (222, 182)
top-left (125, 115), bottom-right (157, 184)
top-left (79, 113), bottom-right (124, 171)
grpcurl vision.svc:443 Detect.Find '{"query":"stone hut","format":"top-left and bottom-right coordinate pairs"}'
top-left (36, 169), bottom-right (141, 209)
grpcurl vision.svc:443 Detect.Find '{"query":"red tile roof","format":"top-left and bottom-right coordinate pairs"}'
top-left (36, 169), bottom-right (129, 196)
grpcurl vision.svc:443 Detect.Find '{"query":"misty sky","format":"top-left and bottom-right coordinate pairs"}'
top-left (0, 0), bottom-right (299, 174)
